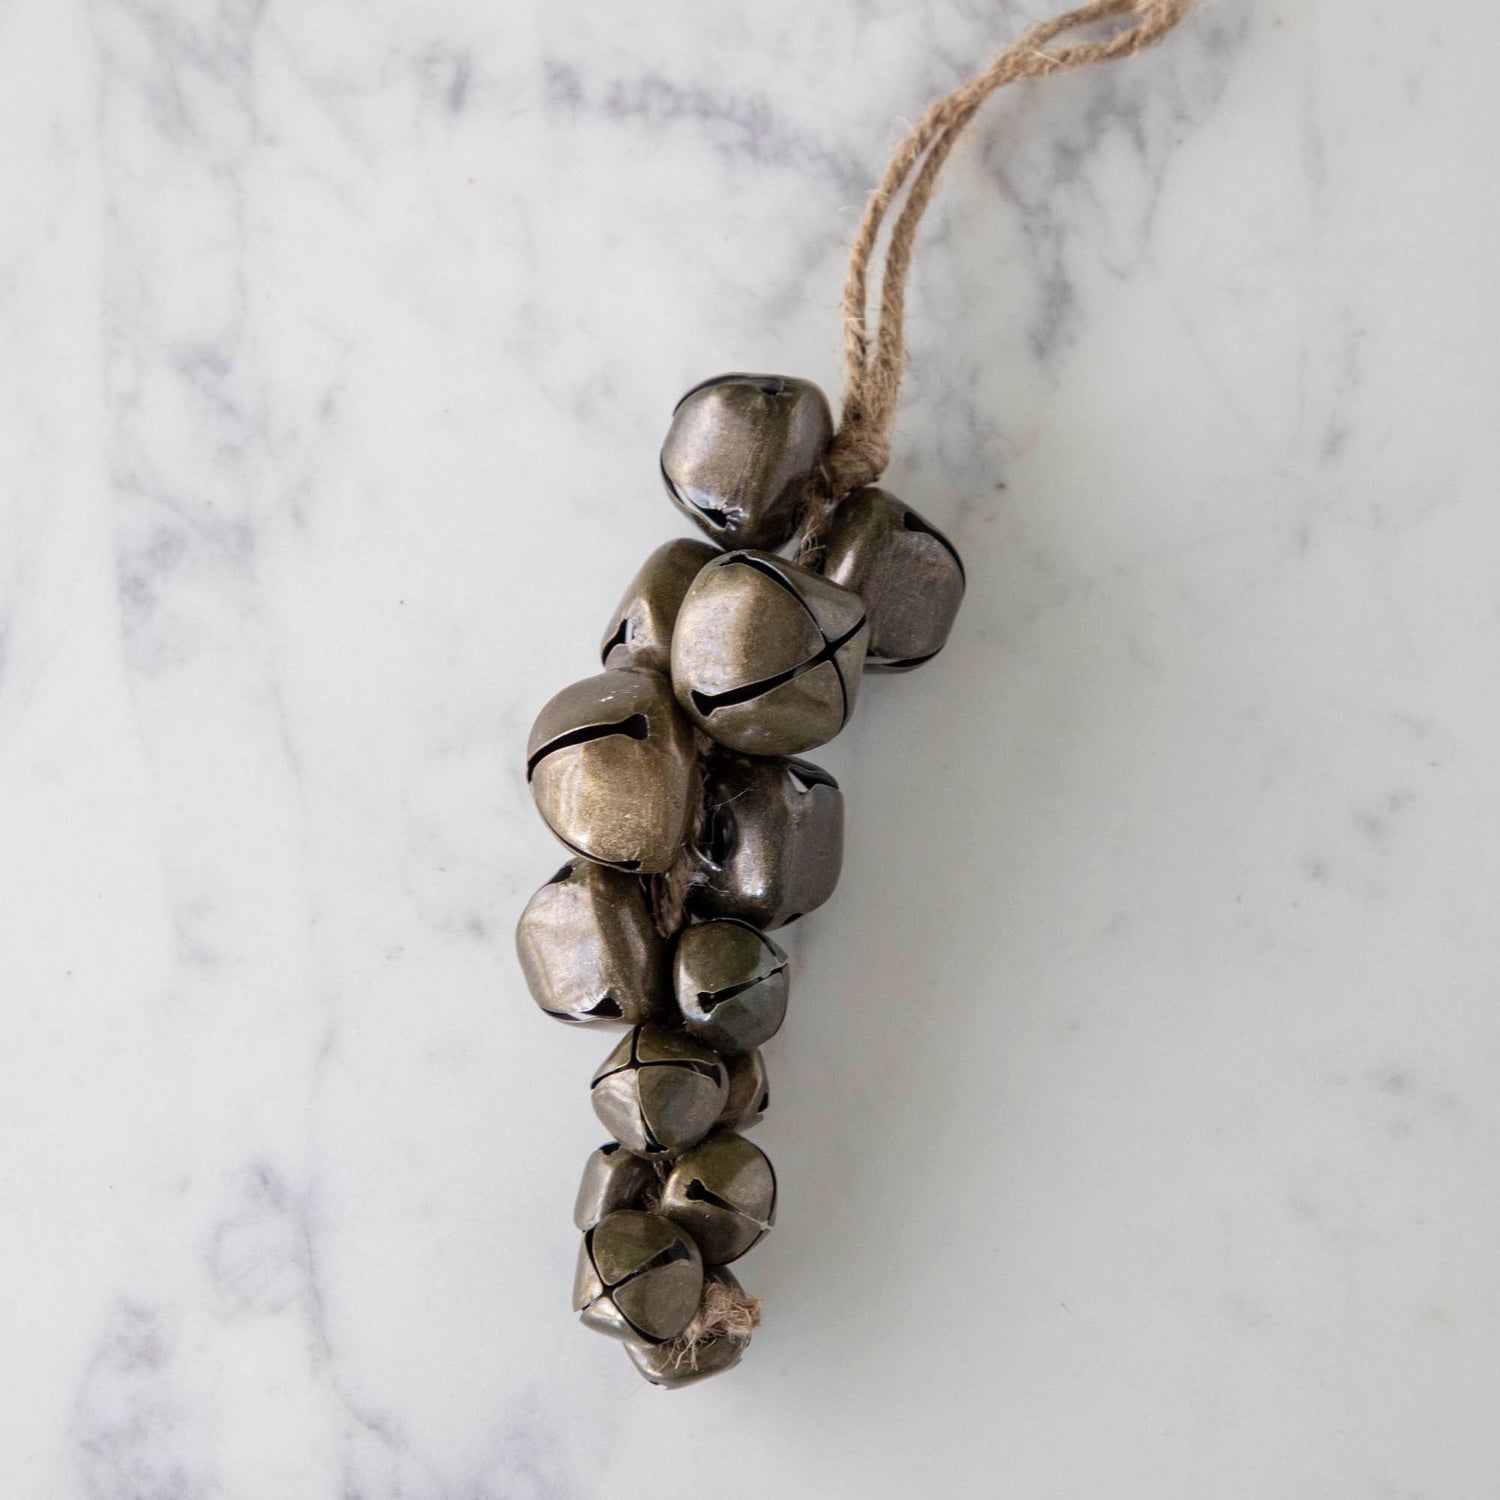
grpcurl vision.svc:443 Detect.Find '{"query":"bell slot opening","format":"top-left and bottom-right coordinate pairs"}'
top-left (785, 761), bottom-right (838, 794)
top-left (637, 1058), bottom-right (725, 1083)
top-left (688, 616), bottom-right (865, 718)
top-left (526, 714), bottom-right (651, 780)
top-left (662, 458), bottom-right (737, 531)
top-left (682, 1178), bottom-right (744, 1216)
top-left (695, 974), bottom-right (771, 1015)
top-left (871, 649), bottom-right (941, 671)
top-left (600, 616), bottom-right (632, 663)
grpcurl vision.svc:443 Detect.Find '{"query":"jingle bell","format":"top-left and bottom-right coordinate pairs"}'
top-left (515, 860), bottom-right (666, 1026)
top-left (573, 1142), bottom-right (658, 1232)
top-left (717, 1048), bottom-right (768, 1133)
top-left (690, 753), bottom-right (843, 930)
top-left (600, 537), bottom-right (720, 674)
top-left (625, 1267), bottom-right (751, 1387)
top-left (573, 1209), bottom-right (704, 1343)
top-left (526, 668), bottom-right (696, 873)
top-left (821, 487), bottom-right (966, 670)
top-left (660, 373), bottom-right (833, 550)
top-left (670, 550), bottom-right (868, 756)
top-left (674, 919), bottom-right (789, 1055)
top-left (659, 1129), bottom-right (777, 1265)
top-left (591, 1023), bottom-right (730, 1157)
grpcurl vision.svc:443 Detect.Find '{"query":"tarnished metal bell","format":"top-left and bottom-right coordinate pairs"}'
top-left (515, 859), bottom-right (666, 1026)
top-left (690, 753), bottom-right (843, 930)
top-left (717, 1049), bottom-right (768, 1132)
top-left (660, 373), bottom-right (833, 550)
top-left (659, 1130), bottom-right (777, 1265)
top-left (674, 920), bottom-right (789, 1054)
top-left (600, 537), bottom-right (719, 674)
top-left (591, 1023), bottom-right (730, 1157)
top-left (574, 1143), bottom-right (657, 1232)
top-left (573, 1209), bottom-right (704, 1343)
top-left (625, 1268), bottom-right (750, 1387)
top-left (670, 551), bottom-right (868, 755)
top-left (526, 668), bottom-right (696, 873)
top-left (822, 487), bottom-right (966, 670)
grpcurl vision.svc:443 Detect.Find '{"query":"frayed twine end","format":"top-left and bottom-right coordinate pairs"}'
top-left (658, 1279), bottom-right (762, 1374)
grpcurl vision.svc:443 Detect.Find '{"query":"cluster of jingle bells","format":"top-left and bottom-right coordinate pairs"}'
top-left (517, 373), bottom-right (965, 1386)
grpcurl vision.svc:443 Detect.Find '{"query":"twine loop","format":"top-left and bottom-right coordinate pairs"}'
top-left (795, 0), bottom-right (1191, 560)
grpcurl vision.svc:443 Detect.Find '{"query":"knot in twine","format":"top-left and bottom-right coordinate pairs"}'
top-left (795, 0), bottom-right (1192, 563)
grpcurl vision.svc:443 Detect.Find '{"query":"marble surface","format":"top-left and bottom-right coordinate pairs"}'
top-left (3, 0), bottom-right (1499, 1495)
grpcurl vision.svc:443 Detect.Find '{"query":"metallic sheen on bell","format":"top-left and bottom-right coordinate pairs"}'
top-left (659, 1130), bottom-right (777, 1265)
top-left (660, 373), bottom-right (833, 550)
top-left (625, 1268), bottom-right (750, 1387)
top-left (821, 487), bottom-right (966, 670)
top-left (573, 1210), bottom-right (704, 1343)
top-left (591, 1023), bottom-right (730, 1157)
top-left (674, 920), bottom-right (789, 1055)
top-left (574, 1143), bottom-right (657, 1232)
top-left (515, 860), bottom-right (666, 1026)
top-left (717, 1049), bottom-right (768, 1132)
top-left (690, 753), bottom-right (843, 930)
top-left (527, 668), bottom-right (696, 873)
top-left (600, 537), bottom-right (720, 673)
top-left (670, 551), bottom-right (868, 755)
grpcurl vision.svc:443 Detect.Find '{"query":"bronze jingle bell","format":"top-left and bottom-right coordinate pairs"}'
top-left (690, 752), bottom-right (843, 930)
top-left (526, 668), bottom-right (696, 874)
top-left (673, 919), bottom-right (790, 1055)
top-left (574, 1143), bottom-right (658, 1233)
top-left (600, 537), bottom-right (720, 674)
top-left (624, 1267), bottom-right (753, 1388)
top-left (821, 486), bottom-right (966, 670)
top-left (670, 550), bottom-right (868, 756)
top-left (590, 1023), bottom-right (730, 1158)
top-left (573, 1209), bottom-right (704, 1344)
top-left (515, 859), bottom-right (667, 1026)
top-left (659, 1129), bottom-right (777, 1266)
top-left (717, 1048), bottom-right (769, 1133)
top-left (660, 373), bottom-right (833, 550)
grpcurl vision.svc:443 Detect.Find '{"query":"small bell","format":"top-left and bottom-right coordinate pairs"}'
top-left (624, 1267), bottom-right (753, 1387)
top-left (526, 668), bottom-right (696, 873)
top-left (660, 373), bottom-right (832, 550)
top-left (573, 1210), bottom-right (704, 1343)
top-left (690, 752), bottom-right (843, 930)
top-left (717, 1049), bottom-right (769, 1133)
top-left (590, 1023), bottom-right (730, 1157)
top-left (515, 860), bottom-right (666, 1026)
top-left (600, 537), bottom-right (720, 674)
top-left (659, 1130), bottom-right (777, 1265)
top-left (821, 487), bottom-right (966, 670)
top-left (573, 1143), bottom-right (658, 1232)
top-left (674, 919), bottom-right (790, 1055)
top-left (670, 550), bottom-right (868, 756)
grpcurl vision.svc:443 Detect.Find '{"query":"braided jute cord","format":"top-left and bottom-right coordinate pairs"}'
top-left (797, 0), bottom-right (1192, 561)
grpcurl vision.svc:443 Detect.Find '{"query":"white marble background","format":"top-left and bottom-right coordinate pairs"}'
top-left (3, 0), bottom-right (1498, 1495)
